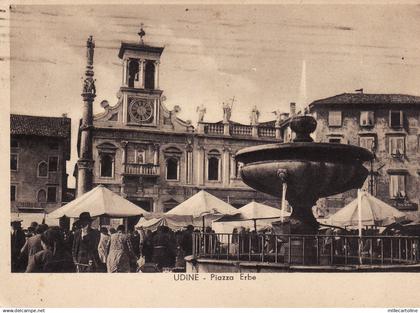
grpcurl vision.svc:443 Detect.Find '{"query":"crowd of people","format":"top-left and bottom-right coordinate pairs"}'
top-left (11, 212), bottom-right (195, 273)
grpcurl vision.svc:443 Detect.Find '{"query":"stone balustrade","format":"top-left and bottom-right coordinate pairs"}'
top-left (123, 163), bottom-right (160, 176)
top-left (199, 122), bottom-right (280, 139)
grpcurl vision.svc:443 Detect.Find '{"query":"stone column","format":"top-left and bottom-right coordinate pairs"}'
top-left (252, 125), bottom-right (258, 137)
top-left (223, 123), bottom-right (230, 136)
top-left (140, 60), bottom-right (145, 88)
top-left (222, 148), bottom-right (230, 187)
top-left (122, 59), bottom-right (128, 86)
top-left (198, 122), bottom-right (205, 134)
top-left (230, 155), bottom-right (236, 179)
top-left (186, 145), bottom-right (193, 185)
top-left (153, 144), bottom-right (159, 165)
top-left (275, 125), bottom-right (281, 140)
top-left (154, 61), bottom-right (160, 89)
top-left (121, 141), bottom-right (128, 173)
top-left (197, 146), bottom-right (205, 186)
top-left (77, 36), bottom-right (96, 197)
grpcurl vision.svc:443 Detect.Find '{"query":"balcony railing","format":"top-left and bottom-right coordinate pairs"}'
top-left (230, 124), bottom-right (252, 136)
top-left (123, 163), bottom-right (160, 176)
top-left (13, 201), bottom-right (47, 208)
top-left (258, 126), bottom-right (276, 138)
top-left (200, 122), bottom-right (279, 139)
top-left (204, 123), bottom-right (224, 135)
top-left (193, 233), bottom-right (420, 266)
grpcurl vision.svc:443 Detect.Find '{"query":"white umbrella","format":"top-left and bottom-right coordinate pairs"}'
top-left (239, 201), bottom-right (290, 220)
top-left (165, 190), bottom-right (238, 218)
top-left (48, 185), bottom-right (148, 218)
top-left (328, 190), bottom-right (407, 229)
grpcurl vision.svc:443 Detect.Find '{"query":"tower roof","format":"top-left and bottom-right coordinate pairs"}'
top-left (118, 42), bottom-right (164, 59)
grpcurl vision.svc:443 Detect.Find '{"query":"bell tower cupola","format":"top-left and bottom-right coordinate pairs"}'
top-left (118, 25), bottom-right (164, 126)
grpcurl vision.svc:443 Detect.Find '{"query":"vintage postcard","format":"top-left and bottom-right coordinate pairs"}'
top-left (1, 1), bottom-right (420, 308)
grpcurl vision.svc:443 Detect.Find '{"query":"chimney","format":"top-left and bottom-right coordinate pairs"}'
top-left (290, 102), bottom-right (296, 116)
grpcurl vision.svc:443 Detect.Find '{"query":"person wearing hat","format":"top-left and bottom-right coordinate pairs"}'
top-left (11, 219), bottom-right (26, 272)
top-left (20, 223), bottom-right (49, 271)
top-left (71, 212), bottom-right (101, 272)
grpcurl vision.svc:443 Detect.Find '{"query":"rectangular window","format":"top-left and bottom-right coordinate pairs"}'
top-left (390, 110), bottom-right (403, 128)
top-left (11, 154), bottom-right (18, 171)
top-left (360, 136), bottom-right (376, 152)
top-left (389, 136), bottom-right (405, 157)
top-left (11, 139), bottom-right (19, 148)
top-left (100, 154), bottom-right (114, 178)
top-left (360, 111), bottom-right (374, 127)
top-left (48, 156), bottom-right (59, 172)
top-left (47, 186), bottom-right (57, 203)
top-left (328, 111), bottom-right (342, 127)
top-left (11, 185), bottom-right (16, 201)
top-left (389, 175), bottom-right (406, 198)
top-left (328, 138), bottom-right (341, 143)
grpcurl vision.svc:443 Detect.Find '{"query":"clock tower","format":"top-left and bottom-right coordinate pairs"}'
top-left (118, 26), bottom-right (164, 127)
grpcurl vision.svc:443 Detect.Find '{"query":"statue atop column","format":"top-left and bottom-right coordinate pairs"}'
top-left (250, 105), bottom-right (260, 125)
top-left (196, 104), bottom-right (206, 123)
top-left (86, 35), bottom-right (95, 68)
top-left (222, 102), bottom-right (232, 123)
top-left (272, 108), bottom-right (283, 127)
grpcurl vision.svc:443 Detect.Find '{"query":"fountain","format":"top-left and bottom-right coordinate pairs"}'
top-left (235, 115), bottom-right (374, 235)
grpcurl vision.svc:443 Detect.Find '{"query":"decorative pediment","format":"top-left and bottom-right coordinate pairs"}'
top-left (94, 97), bottom-right (122, 123)
top-left (97, 142), bottom-right (118, 154)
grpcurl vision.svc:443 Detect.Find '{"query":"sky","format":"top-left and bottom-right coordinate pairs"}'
top-left (8, 4), bottom-right (420, 187)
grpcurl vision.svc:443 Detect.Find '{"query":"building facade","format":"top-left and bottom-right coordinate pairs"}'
top-left (305, 92), bottom-right (420, 215)
top-left (75, 33), bottom-right (281, 212)
top-left (10, 114), bottom-right (72, 213)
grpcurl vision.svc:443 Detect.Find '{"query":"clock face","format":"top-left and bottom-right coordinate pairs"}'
top-left (129, 99), bottom-right (154, 123)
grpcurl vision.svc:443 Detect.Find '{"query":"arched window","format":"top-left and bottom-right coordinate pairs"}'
top-left (128, 59), bottom-right (139, 88)
top-left (166, 157), bottom-right (179, 181)
top-left (100, 154), bottom-right (114, 178)
top-left (208, 150), bottom-right (221, 181)
top-left (38, 161), bottom-right (48, 177)
top-left (144, 61), bottom-right (155, 89)
top-left (37, 189), bottom-right (47, 203)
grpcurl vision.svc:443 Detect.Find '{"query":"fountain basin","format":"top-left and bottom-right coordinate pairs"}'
top-left (236, 133), bottom-right (374, 233)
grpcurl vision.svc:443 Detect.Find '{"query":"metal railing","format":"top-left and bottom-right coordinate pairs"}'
top-left (123, 163), bottom-right (160, 176)
top-left (192, 233), bottom-right (420, 266)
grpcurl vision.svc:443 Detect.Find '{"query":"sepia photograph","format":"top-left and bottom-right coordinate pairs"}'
top-left (7, 3), bottom-right (420, 277)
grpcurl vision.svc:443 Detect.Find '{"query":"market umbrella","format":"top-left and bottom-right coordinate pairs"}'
top-left (328, 190), bottom-right (407, 230)
top-left (136, 215), bottom-right (194, 231)
top-left (48, 185), bottom-right (148, 218)
top-left (165, 190), bottom-right (238, 229)
top-left (213, 201), bottom-right (290, 231)
top-left (239, 201), bottom-right (290, 231)
top-left (239, 201), bottom-right (290, 220)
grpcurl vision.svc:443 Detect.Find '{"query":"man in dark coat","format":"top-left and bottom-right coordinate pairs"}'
top-left (11, 219), bottom-right (26, 272)
top-left (20, 223), bottom-right (49, 272)
top-left (72, 212), bottom-right (101, 272)
top-left (181, 225), bottom-right (194, 256)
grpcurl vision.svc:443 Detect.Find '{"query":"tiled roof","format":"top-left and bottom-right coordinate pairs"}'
top-left (309, 93), bottom-right (420, 108)
top-left (11, 114), bottom-right (71, 160)
top-left (11, 114), bottom-right (71, 138)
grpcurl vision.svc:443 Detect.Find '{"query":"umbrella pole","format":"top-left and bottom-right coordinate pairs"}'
top-left (202, 216), bottom-right (205, 231)
top-left (253, 219), bottom-right (257, 232)
top-left (357, 189), bottom-right (363, 265)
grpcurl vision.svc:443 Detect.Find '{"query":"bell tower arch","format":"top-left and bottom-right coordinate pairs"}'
top-left (118, 25), bottom-right (164, 126)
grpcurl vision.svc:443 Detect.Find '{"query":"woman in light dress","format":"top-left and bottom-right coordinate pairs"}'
top-left (106, 225), bottom-right (136, 273)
